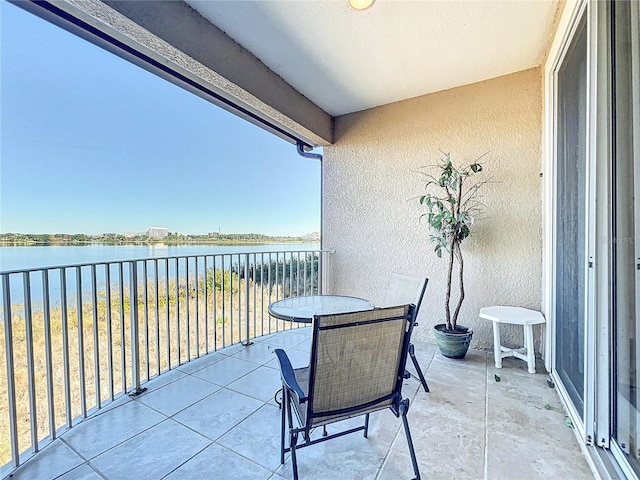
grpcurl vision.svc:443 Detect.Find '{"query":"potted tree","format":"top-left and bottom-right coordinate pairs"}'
top-left (418, 152), bottom-right (488, 359)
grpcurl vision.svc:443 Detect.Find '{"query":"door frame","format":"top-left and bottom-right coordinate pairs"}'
top-left (543, 0), bottom-right (592, 444)
top-left (544, 1), bottom-right (640, 478)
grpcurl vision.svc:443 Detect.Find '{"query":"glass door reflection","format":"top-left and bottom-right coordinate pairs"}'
top-left (612, 1), bottom-right (640, 474)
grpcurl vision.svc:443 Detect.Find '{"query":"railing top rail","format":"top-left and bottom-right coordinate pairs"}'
top-left (0, 248), bottom-right (334, 276)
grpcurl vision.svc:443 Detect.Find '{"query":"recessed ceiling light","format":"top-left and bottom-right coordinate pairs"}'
top-left (348, 0), bottom-right (375, 11)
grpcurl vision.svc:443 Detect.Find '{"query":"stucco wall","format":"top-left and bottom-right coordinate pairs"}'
top-left (323, 68), bottom-right (544, 351)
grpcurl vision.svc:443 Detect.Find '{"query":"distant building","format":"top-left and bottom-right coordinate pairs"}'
top-left (303, 232), bottom-right (321, 242)
top-left (147, 227), bottom-right (168, 239)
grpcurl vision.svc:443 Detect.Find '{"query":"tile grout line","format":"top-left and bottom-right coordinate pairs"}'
top-left (158, 441), bottom-right (213, 480)
top-left (373, 391), bottom-right (412, 480)
top-left (374, 350), bottom-right (430, 480)
top-left (212, 441), bottom-right (282, 477)
top-left (52, 398), bottom-right (168, 476)
top-left (484, 351), bottom-right (489, 480)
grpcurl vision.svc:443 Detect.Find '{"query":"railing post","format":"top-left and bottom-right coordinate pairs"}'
top-left (320, 250), bottom-right (326, 295)
top-left (75, 266), bottom-right (86, 419)
top-left (60, 268), bottom-right (72, 428)
top-left (3, 275), bottom-right (19, 468)
top-left (42, 269), bottom-right (56, 440)
top-left (319, 249), bottom-right (335, 295)
top-left (128, 262), bottom-right (146, 396)
top-left (23, 272), bottom-right (38, 451)
top-left (242, 253), bottom-right (252, 346)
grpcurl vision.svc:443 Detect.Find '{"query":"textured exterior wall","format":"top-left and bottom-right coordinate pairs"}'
top-left (324, 68), bottom-right (544, 350)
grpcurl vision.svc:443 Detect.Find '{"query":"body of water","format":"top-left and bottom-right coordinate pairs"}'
top-left (0, 243), bottom-right (319, 272)
top-left (0, 243), bottom-right (321, 308)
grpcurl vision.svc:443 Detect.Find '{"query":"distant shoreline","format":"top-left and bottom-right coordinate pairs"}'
top-left (0, 232), bottom-right (320, 247)
top-left (0, 239), bottom-right (319, 247)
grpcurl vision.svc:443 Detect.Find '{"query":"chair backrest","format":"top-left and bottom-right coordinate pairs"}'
top-left (382, 273), bottom-right (428, 314)
top-left (306, 304), bottom-right (415, 426)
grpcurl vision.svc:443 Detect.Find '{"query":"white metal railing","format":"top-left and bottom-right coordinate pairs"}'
top-left (0, 248), bottom-right (331, 472)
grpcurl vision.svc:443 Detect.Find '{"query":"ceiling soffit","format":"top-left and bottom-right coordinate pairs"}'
top-left (187, 0), bottom-right (560, 117)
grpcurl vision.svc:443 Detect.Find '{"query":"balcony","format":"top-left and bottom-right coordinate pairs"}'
top-left (1, 246), bottom-right (594, 479)
top-left (4, 327), bottom-right (593, 479)
top-left (3, 0), bottom-right (639, 477)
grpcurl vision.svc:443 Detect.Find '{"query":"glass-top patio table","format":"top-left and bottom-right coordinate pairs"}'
top-left (268, 294), bottom-right (374, 323)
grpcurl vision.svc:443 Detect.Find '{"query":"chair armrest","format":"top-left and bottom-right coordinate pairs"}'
top-left (274, 348), bottom-right (307, 403)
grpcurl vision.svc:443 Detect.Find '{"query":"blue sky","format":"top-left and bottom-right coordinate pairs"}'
top-left (0, 1), bottom-right (321, 237)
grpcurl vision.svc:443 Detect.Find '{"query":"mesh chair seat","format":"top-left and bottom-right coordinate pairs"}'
top-left (290, 366), bottom-right (394, 427)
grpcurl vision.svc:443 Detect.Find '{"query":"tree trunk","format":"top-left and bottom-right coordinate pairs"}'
top-left (445, 236), bottom-right (456, 329)
top-left (451, 240), bottom-right (465, 329)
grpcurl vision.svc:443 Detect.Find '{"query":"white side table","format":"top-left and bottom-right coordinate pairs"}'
top-left (479, 306), bottom-right (545, 373)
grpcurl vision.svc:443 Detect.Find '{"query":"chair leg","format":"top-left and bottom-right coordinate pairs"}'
top-left (284, 391), bottom-right (300, 480)
top-left (280, 387), bottom-right (287, 465)
top-left (399, 400), bottom-right (421, 480)
top-left (364, 413), bottom-right (370, 438)
top-left (409, 343), bottom-right (429, 392)
top-left (290, 430), bottom-right (299, 480)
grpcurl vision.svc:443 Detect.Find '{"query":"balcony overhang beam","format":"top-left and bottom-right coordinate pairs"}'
top-left (11, 0), bottom-right (333, 148)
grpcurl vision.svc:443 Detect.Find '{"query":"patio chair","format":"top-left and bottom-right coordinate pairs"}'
top-left (274, 304), bottom-right (421, 480)
top-left (382, 273), bottom-right (429, 392)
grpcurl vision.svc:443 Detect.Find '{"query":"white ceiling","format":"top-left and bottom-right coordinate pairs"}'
top-left (186, 0), bottom-right (559, 117)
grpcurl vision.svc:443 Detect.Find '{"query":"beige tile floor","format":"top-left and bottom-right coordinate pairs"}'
top-left (5, 327), bottom-right (594, 480)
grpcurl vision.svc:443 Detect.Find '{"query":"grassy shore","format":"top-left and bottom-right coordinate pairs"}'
top-left (0, 232), bottom-right (320, 246)
top-left (0, 268), bottom-right (310, 467)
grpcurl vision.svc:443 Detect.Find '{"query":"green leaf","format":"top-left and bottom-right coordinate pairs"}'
top-left (470, 163), bottom-right (482, 173)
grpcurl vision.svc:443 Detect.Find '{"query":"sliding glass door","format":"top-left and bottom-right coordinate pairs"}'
top-left (554, 12), bottom-right (588, 418)
top-left (612, 0), bottom-right (640, 473)
top-left (551, 2), bottom-right (640, 476)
